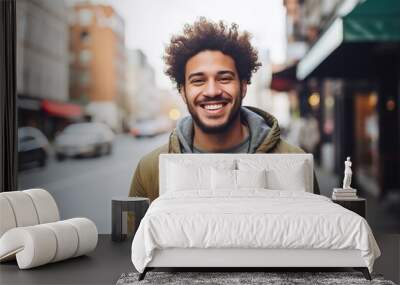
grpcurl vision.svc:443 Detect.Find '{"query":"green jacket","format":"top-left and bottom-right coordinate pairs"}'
top-left (129, 106), bottom-right (320, 201)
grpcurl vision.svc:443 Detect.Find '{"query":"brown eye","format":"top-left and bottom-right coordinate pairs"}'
top-left (219, 77), bottom-right (232, 83)
top-left (191, 79), bottom-right (204, 85)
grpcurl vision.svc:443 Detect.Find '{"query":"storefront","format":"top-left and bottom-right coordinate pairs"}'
top-left (271, 65), bottom-right (323, 164)
top-left (296, 0), bottom-right (400, 197)
top-left (18, 96), bottom-right (85, 140)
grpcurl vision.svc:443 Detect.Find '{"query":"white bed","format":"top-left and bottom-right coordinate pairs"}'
top-left (131, 154), bottom-right (380, 280)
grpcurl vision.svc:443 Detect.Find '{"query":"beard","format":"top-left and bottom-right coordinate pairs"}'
top-left (186, 92), bottom-right (243, 135)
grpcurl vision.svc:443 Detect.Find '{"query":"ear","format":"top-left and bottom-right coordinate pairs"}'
top-left (240, 81), bottom-right (248, 98)
top-left (179, 86), bottom-right (187, 104)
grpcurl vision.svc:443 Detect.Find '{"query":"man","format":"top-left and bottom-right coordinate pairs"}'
top-left (129, 18), bottom-right (320, 202)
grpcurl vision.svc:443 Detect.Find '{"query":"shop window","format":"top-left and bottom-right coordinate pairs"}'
top-left (79, 70), bottom-right (91, 86)
top-left (355, 92), bottom-right (379, 194)
top-left (79, 49), bottom-right (92, 64)
top-left (78, 9), bottom-right (92, 26)
top-left (80, 30), bottom-right (91, 45)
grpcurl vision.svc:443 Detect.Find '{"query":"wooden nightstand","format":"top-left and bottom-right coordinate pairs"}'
top-left (332, 197), bottom-right (366, 218)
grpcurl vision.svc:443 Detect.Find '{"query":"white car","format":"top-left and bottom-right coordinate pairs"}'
top-left (130, 117), bottom-right (172, 138)
top-left (55, 122), bottom-right (114, 160)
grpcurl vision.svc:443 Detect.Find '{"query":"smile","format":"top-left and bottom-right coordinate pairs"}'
top-left (199, 102), bottom-right (228, 112)
top-left (204, 104), bottom-right (223, 110)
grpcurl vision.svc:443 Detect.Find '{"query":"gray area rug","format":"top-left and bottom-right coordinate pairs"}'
top-left (116, 271), bottom-right (396, 285)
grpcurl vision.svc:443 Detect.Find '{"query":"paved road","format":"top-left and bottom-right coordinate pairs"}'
top-left (18, 133), bottom-right (169, 234)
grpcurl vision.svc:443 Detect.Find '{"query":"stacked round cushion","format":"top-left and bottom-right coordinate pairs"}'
top-left (0, 189), bottom-right (97, 269)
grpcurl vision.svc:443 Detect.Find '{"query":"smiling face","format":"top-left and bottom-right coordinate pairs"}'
top-left (181, 50), bottom-right (247, 134)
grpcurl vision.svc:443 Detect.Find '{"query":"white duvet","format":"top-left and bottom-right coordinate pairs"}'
top-left (131, 190), bottom-right (380, 273)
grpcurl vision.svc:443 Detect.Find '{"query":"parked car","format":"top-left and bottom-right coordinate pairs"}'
top-left (18, 127), bottom-right (49, 170)
top-left (55, 122), bottom-right (114, 160)
top-left (130, 117), bottom-right (172, 138)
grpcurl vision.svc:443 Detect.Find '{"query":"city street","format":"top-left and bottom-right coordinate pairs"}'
top-left (18, 133), bottom-right (169, 234)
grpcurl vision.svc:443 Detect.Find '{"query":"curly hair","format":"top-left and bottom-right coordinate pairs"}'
top-left (164, 17), bottom-right (261, 91)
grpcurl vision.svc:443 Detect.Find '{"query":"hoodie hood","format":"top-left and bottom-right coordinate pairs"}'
top-left (171, 106), bottom-right (281, 153)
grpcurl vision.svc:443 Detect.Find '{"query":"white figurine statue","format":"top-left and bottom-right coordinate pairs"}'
top-left (342, 157), bottom-right (353, 189)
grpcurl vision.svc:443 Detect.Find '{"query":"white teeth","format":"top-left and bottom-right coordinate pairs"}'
top-left (204, 104), bottom-right (223, 110)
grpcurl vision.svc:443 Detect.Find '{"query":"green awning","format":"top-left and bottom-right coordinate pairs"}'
top-left (297, 0), bottom-right (400, 80)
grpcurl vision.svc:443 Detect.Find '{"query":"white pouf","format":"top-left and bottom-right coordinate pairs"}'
top-left (0, 189), bottom-right (98, 269)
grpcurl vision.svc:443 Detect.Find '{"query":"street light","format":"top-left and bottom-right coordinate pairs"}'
top-left (308, 92), bottom-right (320, 109)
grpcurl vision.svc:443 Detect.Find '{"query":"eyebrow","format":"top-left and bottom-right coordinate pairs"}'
top-left (187, 70), bottom-right (236, 81)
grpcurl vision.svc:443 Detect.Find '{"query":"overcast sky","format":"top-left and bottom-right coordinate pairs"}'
top-left (94, 0), bottom-right (287, 89)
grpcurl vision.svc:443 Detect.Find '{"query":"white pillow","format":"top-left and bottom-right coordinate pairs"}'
top-left (166, 159), bottom-right (236, 192)
top-left (237, 158), bottom-right (309, 192)
top-left (236, 169), bottom-right (267, 189)
top-left (167, 162), bottom-right (210, 191)
top-left (266, 164), bottom-right (307, 191)
top-left (211, 168), bottom-right (268, 190)
top-left (211, 168), bottom-right (236, 190)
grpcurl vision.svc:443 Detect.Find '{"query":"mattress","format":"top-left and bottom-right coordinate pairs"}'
top-left (131, 190), bottom-right (381, 273)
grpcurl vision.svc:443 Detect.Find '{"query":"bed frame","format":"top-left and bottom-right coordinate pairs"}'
top-left (138, 154), bottom-right (372, 281)
top-left (140, 248), bottom-right (371, 280)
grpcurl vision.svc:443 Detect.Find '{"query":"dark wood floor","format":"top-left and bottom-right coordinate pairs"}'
top-left (373, 233), bottom-right (400, 284)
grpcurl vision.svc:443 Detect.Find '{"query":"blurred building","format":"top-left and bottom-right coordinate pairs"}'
top-left (272, 0), bottom-right (343, 155)
top-left (69, 2), bottom-right (125, 131)
top-left (281, 0), bottom-right (400, 199)
top-left (125, 49), bottom-right (185, 134)
top-left (125, 49), bottom-right (158, 124)
top-left (16, 0), bottom-right (82, 139)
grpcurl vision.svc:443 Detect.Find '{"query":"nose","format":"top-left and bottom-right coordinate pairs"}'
top-left (203, 80), bottom-right (222, 97)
